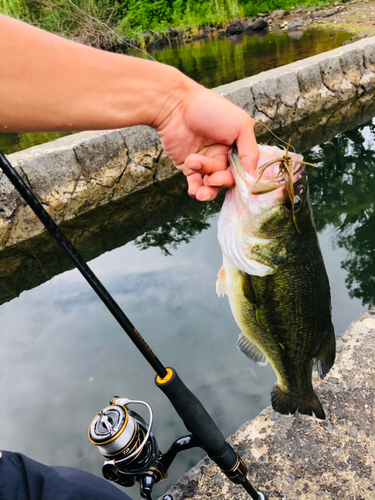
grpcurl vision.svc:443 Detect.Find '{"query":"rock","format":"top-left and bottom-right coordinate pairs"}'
top-left (349, 426), bottom-right (358, 438)
top-left (252, 77), bottom-right (279, 119)
top-left (141, 29), bottom-right (154, 43)
top-left (226, 20), bottom-right (244, 36)
top-left (313, 7), bottom-right (338, 18)
top-left (340, 48), bottom-right (364, 86)
top-left (147, 38), bottom-right (169, 50)
top-left (221, 86), bottom-right (255, 115)
top-left (168, 28), bottom-right (181, 38)
top-left (363, 43), bottom-right (375, 72)
top-left (245, 18), bottom-right (268, 31)
top-left (269, 9), bottom-right (286, 19)
top-left (287, 17), bottom-right (305, 31)
top-left (192, 34), bottom-right (208, 41)
top-left (320, 55), bottom-right (344, 92)
top-left (241, 19), bottom-right (254, 30)
top-left (116, 37), bottom-right (133, 51)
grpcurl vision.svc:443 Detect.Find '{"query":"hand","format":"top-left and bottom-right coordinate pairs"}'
top-left (155, 87), bottom-right (259, 201)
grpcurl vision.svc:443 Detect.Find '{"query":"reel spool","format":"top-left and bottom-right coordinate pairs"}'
top-left (89, 397), bottom-right (159, 488)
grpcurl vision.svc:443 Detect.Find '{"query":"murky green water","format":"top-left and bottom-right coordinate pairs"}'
top-left (137, 28), bottom-right (352, 88)
top-left (0, 28), bottom-right (351, 156)
top-left (1, 109), bottom-right (374, 498)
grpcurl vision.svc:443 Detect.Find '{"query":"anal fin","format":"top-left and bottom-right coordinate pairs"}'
top-left (237, 332), bottom-right (268, 366)
top-left (315, 331), bottom-right (336, 380)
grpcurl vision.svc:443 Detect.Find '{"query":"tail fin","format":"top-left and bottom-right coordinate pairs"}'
top-left (271, 384), bottom-right (326, 420)
top-left (315, 331), bottom-right (336, 380)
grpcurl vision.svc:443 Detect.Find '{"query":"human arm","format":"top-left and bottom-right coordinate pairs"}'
top-left (0, 14), bottom-right (259, 200)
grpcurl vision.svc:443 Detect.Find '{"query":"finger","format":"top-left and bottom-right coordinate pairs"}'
top-left (206, 169), bottom-right (234, 188)
top-left (187, 172), bottom-right (204, 197)
top-left (185, 152), bottom-right (228, 176)
top-left (195, 185), bottom-right (221, 202)
top-left (175, 162), bottom-right (199, 177)
top-left (236, 120), bottom-right (260, 176)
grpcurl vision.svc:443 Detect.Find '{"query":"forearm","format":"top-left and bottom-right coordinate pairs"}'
top-left (0, 14), bottom-right (201, 133)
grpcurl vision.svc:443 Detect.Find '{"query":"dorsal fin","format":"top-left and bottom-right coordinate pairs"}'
top-left (237, 333), bottom-right (268, 366)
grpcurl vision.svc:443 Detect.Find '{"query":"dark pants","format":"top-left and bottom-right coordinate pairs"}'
top-left (0, 451), bottom-right (133, 500)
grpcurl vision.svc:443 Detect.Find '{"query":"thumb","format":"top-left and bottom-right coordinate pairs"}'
top-left (236, 122), bottom-right (260, 176)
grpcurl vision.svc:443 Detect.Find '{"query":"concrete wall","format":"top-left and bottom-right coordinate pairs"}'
top-left (216, 36), bottom-right (375, 135)
top-left (2, 36), bottom-right (375, 249)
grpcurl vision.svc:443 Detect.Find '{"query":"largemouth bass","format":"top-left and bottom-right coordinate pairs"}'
top-left (216, 143), bottom-right (335, 420)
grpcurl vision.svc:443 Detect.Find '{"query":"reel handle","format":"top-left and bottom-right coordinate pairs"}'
top-left (155, 368), bottom-right (263, 500)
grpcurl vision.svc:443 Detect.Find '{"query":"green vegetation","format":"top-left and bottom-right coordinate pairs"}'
top-left (239, 0), bottom-right (333, 17)
top-left (0, 0), bottom-right (338, 45)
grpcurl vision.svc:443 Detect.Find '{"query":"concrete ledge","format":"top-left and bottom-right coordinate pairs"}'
top-left (2, 36), bottom-right (375, 249)
top-left (216, 36), bottom-right (375, 134)
top-left (0, 126), bottom-right (176, 248)
top-left (161, 308), bottom-right (375, 500)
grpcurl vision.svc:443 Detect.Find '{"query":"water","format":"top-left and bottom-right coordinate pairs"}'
top-left (0, 28), bottom-right (351, 155)
top-left (138, 28), bottom-right (352, 88)
top-left (1, 109), bottom-right (374, 498)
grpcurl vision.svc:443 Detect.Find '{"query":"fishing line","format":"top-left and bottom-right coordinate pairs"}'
top-left (66, 0), bottom-right (157, 62)
top-left (25, 239), bottom-right (50, 280)
top-left (258, 122), bottom-right (296, 153)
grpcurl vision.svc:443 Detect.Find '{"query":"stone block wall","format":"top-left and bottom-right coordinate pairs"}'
top-left (2, 36), bottom-right (375, 248)
top-left (0, 126), bottom-right (175, 248)
top-left (217, 36), bottom-right (375, 134)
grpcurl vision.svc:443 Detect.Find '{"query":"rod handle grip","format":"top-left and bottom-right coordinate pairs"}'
top-left (156, 368), bottom-right (230, 459)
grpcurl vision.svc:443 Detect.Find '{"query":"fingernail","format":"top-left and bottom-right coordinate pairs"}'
top-left (200, 194), bottom-right (212, 201)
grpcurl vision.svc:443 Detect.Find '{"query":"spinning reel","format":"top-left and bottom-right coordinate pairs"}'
top-left (89, 396), bottom-right (265, 500)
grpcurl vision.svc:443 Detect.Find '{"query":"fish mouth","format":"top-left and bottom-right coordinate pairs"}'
top-left (229, 143), bottom-right (305, 214)
top-left (229, 143), bottom-right (304, 194)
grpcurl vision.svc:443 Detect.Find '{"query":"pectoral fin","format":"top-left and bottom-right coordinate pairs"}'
top-left (216, 266), bottom-right (227, 297)
top-left (237, 333), bottom-right (268, 366)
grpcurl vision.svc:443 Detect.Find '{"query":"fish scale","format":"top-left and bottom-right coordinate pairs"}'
top-left (217, 144), bottom-right (336, 419)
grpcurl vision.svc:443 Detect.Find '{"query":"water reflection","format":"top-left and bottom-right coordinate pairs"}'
top-left (1, 105), bottom-right (375, 500)
top-left (135, 28), bottom-right (352, 88)
top-left (134, 197), bottom-right (222, 255)
top-left (305, 123), bottom-right (375, 307)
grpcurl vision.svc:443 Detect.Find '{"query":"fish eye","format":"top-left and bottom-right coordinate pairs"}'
top-left (285, 195), bottom-right (301, 212)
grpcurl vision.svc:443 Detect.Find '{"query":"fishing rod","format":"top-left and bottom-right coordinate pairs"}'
top-left (0, 151), bottom-right (266, 500)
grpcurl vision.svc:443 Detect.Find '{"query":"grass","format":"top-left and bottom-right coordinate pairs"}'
top-left (0, 0), bottom-right (348, 46)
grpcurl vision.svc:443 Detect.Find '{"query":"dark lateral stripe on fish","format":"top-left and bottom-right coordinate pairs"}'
top-left (271, 384), bottom-right (326, 420)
